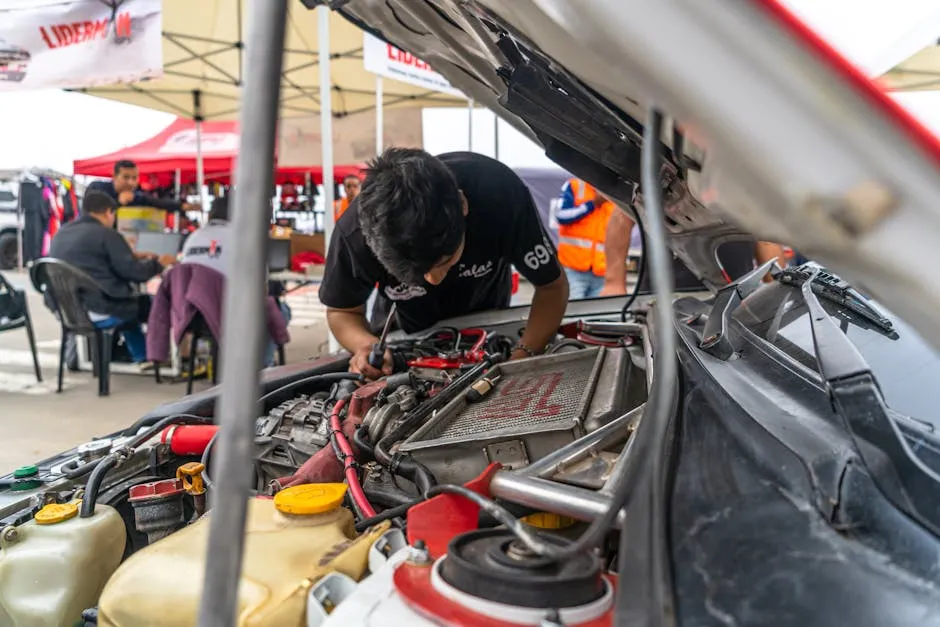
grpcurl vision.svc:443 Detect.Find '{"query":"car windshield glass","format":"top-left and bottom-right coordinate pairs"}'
top-left (733, 281), bottom-right (940, 431)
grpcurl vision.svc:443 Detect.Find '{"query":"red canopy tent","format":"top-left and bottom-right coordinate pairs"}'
top-left (73, 118), bottom-right (363, 186)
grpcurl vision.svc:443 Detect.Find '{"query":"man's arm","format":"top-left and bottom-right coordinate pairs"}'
top-left (509, 182), bottom-right (570, 358)
top-left (600, 207), bottom-right (634, 296)
top-left (318, 230), bottom-right (385, 376)
top-left (515, 274), bottom-right (569, 360)
top-left (103, 230), bottom-right (164, 284)
top-left (128, 192), bottom-right (186, 213)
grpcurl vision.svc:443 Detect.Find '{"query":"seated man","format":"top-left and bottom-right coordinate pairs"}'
top-left (181, 195), bottom-right (291, 367)
top-left (320, 148), bottom-right (569, 378)
top-left (48, 190), bottom-right (175, 366)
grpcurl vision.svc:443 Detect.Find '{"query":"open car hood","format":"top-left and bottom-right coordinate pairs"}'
top-left (331, 0), bottom-right (940, 353)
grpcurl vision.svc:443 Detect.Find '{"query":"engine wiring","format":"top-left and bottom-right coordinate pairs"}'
top-left (327, 398), bottom-right (377, 518)
top-left (621, 199), bottom-right (647, 323)
top-left (418, 108), bottom-right (678, 565)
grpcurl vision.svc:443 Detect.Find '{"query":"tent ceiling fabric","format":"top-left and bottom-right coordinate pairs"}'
top-left (880, 43), bottom-right (940, 92)
top-left (72, 1), bottom-right (465, 120)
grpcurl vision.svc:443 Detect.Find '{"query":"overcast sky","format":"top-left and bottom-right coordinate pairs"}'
top-left (0, 0), bottom-right (938, 174)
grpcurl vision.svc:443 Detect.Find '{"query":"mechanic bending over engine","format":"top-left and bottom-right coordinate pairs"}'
top-left (319, 148), bottom-right (569, 378)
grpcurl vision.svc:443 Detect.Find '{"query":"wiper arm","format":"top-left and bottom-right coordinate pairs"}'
top-left (777, 264), bottom-right (895, 336)
top-left (699, 258), bottom-right (779, 359)
top-left (800, 267), bottom-right (940, 536)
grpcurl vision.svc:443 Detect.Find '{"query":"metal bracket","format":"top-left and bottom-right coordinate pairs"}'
top-left (699, 258), bottom-right (778, 359)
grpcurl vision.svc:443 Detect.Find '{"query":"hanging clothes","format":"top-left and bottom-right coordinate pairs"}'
top-left (20, 179), bottom-right (47, 263)
top-left (61, 179), bottom-right (77, 223)
top-left (40, 178), bottom-right (62, 256)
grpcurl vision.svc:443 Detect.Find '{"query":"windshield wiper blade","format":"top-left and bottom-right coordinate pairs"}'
top-left (778, 264), bottom-right (895, 335)
top-left (800, 267), bottom-right (940, 536)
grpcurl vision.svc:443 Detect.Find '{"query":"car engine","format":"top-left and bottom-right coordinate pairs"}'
top-left (0, 318), bottom-right (649, 627)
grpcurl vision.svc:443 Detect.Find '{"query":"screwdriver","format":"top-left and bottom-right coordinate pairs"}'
top-left (368, 302), bottom-right (398, 370)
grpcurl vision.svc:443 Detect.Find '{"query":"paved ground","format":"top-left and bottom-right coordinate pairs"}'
top-left (0, 270), bottom-right (329, 472)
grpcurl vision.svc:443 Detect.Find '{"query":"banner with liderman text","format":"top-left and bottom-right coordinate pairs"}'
top-left (0, 0), bottom-right (162, 90)
top-left (362, 32), bottom-right (464, 97)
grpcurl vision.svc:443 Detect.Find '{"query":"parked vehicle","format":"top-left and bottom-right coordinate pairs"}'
top-left (0, 39), bottom-right (29, 83)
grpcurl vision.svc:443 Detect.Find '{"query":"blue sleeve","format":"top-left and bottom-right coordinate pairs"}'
top-left (555, 181), bottom-right (595, 225)
top-left (131, 191), bottom-right (183, 213)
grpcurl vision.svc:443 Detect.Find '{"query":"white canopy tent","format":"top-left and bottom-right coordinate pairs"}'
top-left (72, 1), bottom-right (466, 222)
top-left (881, 42), bottom-right (940, 91)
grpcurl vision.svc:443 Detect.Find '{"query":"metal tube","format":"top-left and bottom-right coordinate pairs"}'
top-left (489, 472), bottom-right (624, 528)
top-left (318, 6), bottom-right (339, 354)
top-left (193, 91), bottom-right (206, 218)
top-left (375, 75), bottom-right (384, 155)
top-left (173, 169), bottom-right (181, 233)
top-left (642, 323), bottom-right (654, 391)
top-left (494, 113), bottom-right (499, 160)
top-left (15, 177), bottom-right (23, 271)
top-left (520, 404), bottom-right (644, 479)
top-left (468, 99), bottom-right (474, 150)
top-left (195, 2), bottom-right (287, 626)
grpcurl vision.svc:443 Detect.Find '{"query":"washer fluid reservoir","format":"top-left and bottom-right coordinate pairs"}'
top-left (98, 483), bottom-right (386, 627)
top-left (0, 502), bottom-right (126, 627)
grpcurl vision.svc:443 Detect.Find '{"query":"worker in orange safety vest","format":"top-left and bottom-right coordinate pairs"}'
top-left (556, 178), bottom-right (634, 299)
top-left (334, 173), bottom-right (362, 222)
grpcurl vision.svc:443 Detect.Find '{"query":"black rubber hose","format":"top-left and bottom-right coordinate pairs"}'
top-left (79, 454), bottom-right (120, 518)
top-left (257, 371), bottom-right (363, 405)
top-left (392, 457), bottom-right (437, 496)
top-left (352, 427), bottom-right (375, 461)
top-left (363, 484), bottom-right (415, 509)
top-left (354, 500), bottom-right (420, 532)
top-left (621, 203), bottom-right (647, 322)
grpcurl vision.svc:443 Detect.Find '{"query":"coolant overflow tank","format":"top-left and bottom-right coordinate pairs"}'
top-left (0, 502), bottom-right (126, 627)
top-left (97, 483), bottom-right (385, 627)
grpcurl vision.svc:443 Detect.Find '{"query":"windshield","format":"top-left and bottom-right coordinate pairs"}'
top-left (733, 281), bottom-right (940, 431)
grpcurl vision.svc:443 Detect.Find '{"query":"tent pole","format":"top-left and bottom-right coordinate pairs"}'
top-left (468, 99), bottom-right (474, 150)
top-left (195, 1), bottom-right (287, 626)
top-left (16, 176), bottom-right (23, 271)
top-left (318, 5), bottom-right (339, 354)
top-left (493, 112), bottom-right (499, 160)
top-left (173, 169), bottom-right (181, 232)
top-left (376, 75), bottom-right (384, 154)
top-left (193, 90), bottom-right (206, 220)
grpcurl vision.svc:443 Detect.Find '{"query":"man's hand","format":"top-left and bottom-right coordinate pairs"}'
top-left (117, 190), bottom-right (135, 205)
top-left (158, 254), bottom-right (178, 267)
top-left (348, 346), bottom-right (393, 379)
top-left (133, 250), bottom-right (157, 260)
top-left (182, 202), bottom-right (201, 212)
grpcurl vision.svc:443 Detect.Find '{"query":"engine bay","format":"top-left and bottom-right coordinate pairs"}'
top-left (0, 313), bottom-right (650, 626)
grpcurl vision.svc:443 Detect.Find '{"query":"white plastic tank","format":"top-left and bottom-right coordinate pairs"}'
top-left (0, 501), bottom-right (126, 627)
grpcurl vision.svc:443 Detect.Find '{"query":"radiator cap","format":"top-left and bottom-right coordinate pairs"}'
top-left (274, 483), bottom-right (347, 515)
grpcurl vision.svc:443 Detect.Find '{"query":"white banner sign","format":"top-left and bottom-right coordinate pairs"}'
top-left (0, 0), bottom-right (162, 90)
top-left (363, 32), bottom-right (463, 97)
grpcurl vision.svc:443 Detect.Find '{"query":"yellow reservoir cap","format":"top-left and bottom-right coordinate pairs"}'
top-left (274, 483), bottom-right (347, 515)
top-left (522, 512), bottom-right (576, 529)
top-left (35, 502), bottom-right (79, 525)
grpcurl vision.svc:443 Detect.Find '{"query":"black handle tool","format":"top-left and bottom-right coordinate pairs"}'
top-left (368, 302), bottom-right (398, 370)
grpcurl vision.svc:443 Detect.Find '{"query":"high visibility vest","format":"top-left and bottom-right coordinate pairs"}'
top-left (334, 197), bottom-right (350, 222)
top-left (557, 179), bottom-right (614, 276)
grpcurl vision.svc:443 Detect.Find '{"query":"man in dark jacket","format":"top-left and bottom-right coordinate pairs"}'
top-left (49, 190), bottom-right (175, 364)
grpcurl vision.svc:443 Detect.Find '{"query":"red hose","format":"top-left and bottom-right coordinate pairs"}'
top-left (329, 399), bottom-right (376, 518)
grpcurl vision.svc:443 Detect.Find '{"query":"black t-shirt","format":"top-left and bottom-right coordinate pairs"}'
top-left (319, 152), bottom-right (562, 333)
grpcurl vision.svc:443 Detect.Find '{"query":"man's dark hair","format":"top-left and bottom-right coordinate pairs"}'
top-left (113, 159), bottom-right (137, 175)
top-left (209, 195), bottom-right (229, 221)
top-left (343, 173), bottom-right (361, 183)
top-left (358, 148), bottom-right (464, 284)
top-left (83, 190), bottom-right (118, 215)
